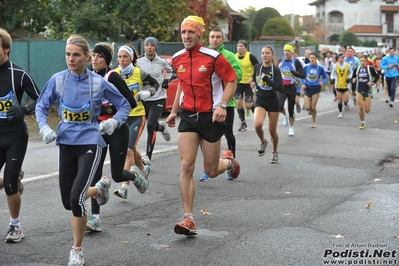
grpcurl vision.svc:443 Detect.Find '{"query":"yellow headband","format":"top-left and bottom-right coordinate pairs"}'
top-left (181, 16), bottom-right (206, 39)
top-left (284, 44), bottom-right (295, 53)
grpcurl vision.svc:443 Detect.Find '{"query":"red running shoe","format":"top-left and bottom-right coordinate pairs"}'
top-left (174, 214), bottom-right (197, 235)
top-left (222, 149), bottom-right (240, 179)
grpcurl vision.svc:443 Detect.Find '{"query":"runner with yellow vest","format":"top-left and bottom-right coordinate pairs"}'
top-left (235, 40), bottom-right (259, 131)
top-left (330, 53), bottom-right (353, 118)
top-left (113, 44), bottom-right (159, 199)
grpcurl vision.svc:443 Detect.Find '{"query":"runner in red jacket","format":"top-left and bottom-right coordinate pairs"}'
top-left (166, 15), bottom-right (240, 236)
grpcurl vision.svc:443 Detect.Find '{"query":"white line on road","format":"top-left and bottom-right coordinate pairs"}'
top-left (23, 107), bottom-right (338, 184)
top-left (22, 146), bottom-right (179, 184)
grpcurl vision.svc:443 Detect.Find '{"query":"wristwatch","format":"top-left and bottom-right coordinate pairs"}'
top-left (219, 102), bottom-right (227, 109)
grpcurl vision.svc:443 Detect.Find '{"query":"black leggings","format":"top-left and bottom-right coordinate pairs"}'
top-left (90, 123), bottom-right (135, 215)
top-left (59, 144), bottom-right (102, 217)
top-left (0, 126), bottom-right (28, 195)
top-left (143, 99), bottom-right (165, 160)
top-left (279, 87), bottom-right (296, 118)
top-left (225, 107), bottom-right (236, 157)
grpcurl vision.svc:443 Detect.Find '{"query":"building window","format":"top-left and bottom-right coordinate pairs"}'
top-left (329, 11), bottom-right (343, 23)
top-left (386, 12), bottom-right (394, 32)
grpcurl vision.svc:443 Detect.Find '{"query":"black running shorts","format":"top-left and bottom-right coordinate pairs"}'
top-left (178, 109), bottom-right (226, 143)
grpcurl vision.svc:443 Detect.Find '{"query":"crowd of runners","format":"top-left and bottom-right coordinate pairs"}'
top-left (0, 13), bottom-right (399, 266)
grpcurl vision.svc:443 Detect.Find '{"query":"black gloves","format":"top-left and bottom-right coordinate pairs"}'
top-left (330, 79), bottom-right (335, 84)
top-left (6, 106), bottom-right (28, 122)
top-left (262, 75), bottom-right (273, 84)
top-left (262, 75), bottom-right (281, 91)
top-left (346, 78), bottom-right (351, 83)
top-left (100, 105), bottom-right (116, 116)
top-left (162, 79), bottom-right (170, 89)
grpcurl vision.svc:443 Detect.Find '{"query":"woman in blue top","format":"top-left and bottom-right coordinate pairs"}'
top-left (35, 35), bottom-right (131, 266)
top-left (380, 47), bottom-right (399, 107)
top-left (301, 53), bottom-right (327, 128)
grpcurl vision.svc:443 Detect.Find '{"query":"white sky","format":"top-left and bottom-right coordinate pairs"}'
top-left (227, 0), bottom-right (316, 16)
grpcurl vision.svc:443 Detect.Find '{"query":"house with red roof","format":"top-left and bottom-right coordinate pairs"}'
top-left (309, 0), bottom-right (399, 48)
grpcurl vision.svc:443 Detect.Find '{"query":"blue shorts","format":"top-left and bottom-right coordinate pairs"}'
top-left (304, 85), bottom-right (321, 97)
top-left (296, 86), bottom-right (301, 96)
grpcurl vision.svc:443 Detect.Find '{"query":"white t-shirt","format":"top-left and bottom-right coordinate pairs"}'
top-left (324, 57), bottom-right (333, 73)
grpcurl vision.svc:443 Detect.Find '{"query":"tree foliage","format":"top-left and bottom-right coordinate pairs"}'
top-left (252, 7), bottom-right (281, 40)
top-left (46, 0), bottom-right (120, 40)
top-left (301, 35), bottom-right (317, 46)
top-left (339, 31), bottom-right (361, 46)
top-left (116, 0), bottom-right (190, 42)
top-left (0, 0), bottom-right (52, 33)
top-left (232, 22), bottom-right (251, 41)
top-left (238, 6), bottom-right (257, 26)
top-left (362, 39), bottom-right (378, 47)
top-left (261, 17), bottom-right (295, 37)
top-left (234, 6), bottom-right (257, 41)
top-left (328, 34), bottom-right (340, 45)
top-left (0, 0), bottom-right (225, 42)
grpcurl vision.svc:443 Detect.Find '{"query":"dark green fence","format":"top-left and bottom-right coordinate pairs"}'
top-left (10, 39), bottom-right (315, 95)
top-left (10, 40), bottom-right (186, 92)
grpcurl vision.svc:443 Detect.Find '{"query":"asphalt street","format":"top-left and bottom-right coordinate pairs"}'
top-left (1, 89), bottom-right (399, 266)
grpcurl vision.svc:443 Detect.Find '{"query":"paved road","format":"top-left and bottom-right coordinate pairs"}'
top-left (1, 90), bottom-right (399, 266)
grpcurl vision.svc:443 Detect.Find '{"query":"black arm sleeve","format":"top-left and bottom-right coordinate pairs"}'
top-left (25, 100), bottom-right (37, 114)
top-left (250, 54), bottom-right (259, 66)
top-left (252, 64), bottom-right (258, 84)
top-left (108, 72), bottom-right (137, 109)
top-left (293, 60), bottom-right (306, 79)
top-left (370, 67), bottom-right (379, 84)
top-left (352, 67), bottom-right (358, 79)
top-left (142, 73), bottom-right (160, 92)
top-left (21, 71), bottom-right (40, 114)
top-left (271, 67), bottom-right (284, 92)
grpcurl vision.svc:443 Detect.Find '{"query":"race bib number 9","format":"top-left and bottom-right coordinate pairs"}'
top-left (0, 99), bottom-right (13, 112)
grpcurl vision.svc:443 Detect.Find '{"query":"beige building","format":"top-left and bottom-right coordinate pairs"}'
top-left (309, 0), bottom-right (399, 48)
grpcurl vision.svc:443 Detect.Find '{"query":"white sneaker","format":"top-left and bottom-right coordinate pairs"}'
top-left (113, 186), bottom-right (128, 199)
top-left (130, 166), bottom-right (150, 194)
top-left (159, 121), bottom-right (171, 141)
top-left (288, 127), bottom-right (295, 136)
top-left (86, 215), bottom-right (102, 232)
top-left (270, 152), bottom-right (279, 164)
top-left (4, 225), bottom-right (25, 243)
top-left (282, 114), bottom-right (288, 127)
top-left (338, 113), bottom-right (343, 118)
top-left (68, 248), bottom-right (84, 266)
top-left (344, 104), bottom-right (349, 111)
top-left (142, 165), bottom-right (151, 179)
top-left (141, 155), bottom-right (151, 166)
top-left (94, 176), bottom-right (111, 205)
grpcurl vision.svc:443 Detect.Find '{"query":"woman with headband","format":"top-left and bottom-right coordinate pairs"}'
top-left (87, 42), bottom-right (148, 233)
top-left (278, 43), bottom-right (305, 136)
top-left (113, 44), bottom-right (159, 199)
